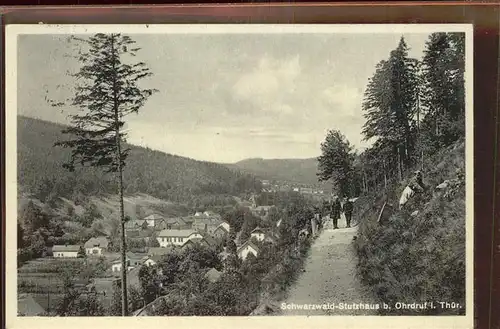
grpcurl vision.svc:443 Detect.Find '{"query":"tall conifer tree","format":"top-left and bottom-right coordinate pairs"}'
top-left (52, 33), bottom-right (157, 315)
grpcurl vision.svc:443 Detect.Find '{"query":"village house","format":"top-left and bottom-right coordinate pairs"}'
top-left (111, 259), bottom-right (135, 273)
top-left (192, 217), bottom-right (222, 235)
top-left (237, 240), bottom-right (260, 261)
top-left (127, 252), bottom-right (149, 267)
top-left (181, 239), bottom-right (202, 251)
top-left (110, 252), bottom-right (149, 273)
top-left (52, 244), bottom-right (81, 258)
top-left (203, 210), bottom-right (221, 220)
top-left (126, 228), bottom-right (153, 244)
top-left (181, 234), bottom-right (216, 251)
top-left (164, 217), bottom-right (190, 230)
top-left (157, 229), bottom-right (203, 247)
top-left (250, 227), bottom-right (266, 242)
top-left (143, 213), bottom-right (164, 227)
top-left (84, 236), bottom-right (109, 256)
top-left (125, 219), bottom-right (148, 231)
top-left (213, 221), bottom-right (230, 239)
top-left (153, 218), bottom-right (167, 230)
top-left (143, 256), bottom-right (157, 267)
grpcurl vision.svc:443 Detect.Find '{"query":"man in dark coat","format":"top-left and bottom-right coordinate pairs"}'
top-left (343, 198), bottom-right (354, 228)
top-left (330, 196), bottom-right (341, 229)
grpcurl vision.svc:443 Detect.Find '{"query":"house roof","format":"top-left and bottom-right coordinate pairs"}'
top-left (203, 211), bottom-right (220, 217)
top-left (204, 268), bottom-right (222, 283)
top-left (144, 213), bottom-right (164, 221)
top-left (158, 229), bottom-right (196, 238)
top-left (237, 240), bottom-right (260, 254)
top-left (18, 294), bottom-right (45, 316)
top-left (84, 236), bottom-right (109, 249)
top-left (181, 239), bottom-right (196, 249)
top-left (126, 252), bottom-right (148, 261)
top-left (199, 233), bottom-right (216, 247)
top-left (165, 217), bottom-right (186, 225)
top-left (125, 220), bottom-right (146, 229)
top-left (188, 237), bottom-right (203, 244)
top-left (217, 222), bottom-right (230, 232)
top-left (52, 245), bottom-right (81, 252)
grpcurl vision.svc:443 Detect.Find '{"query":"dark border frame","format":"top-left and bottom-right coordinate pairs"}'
top-left (1, 3), bottom-right (498, 329)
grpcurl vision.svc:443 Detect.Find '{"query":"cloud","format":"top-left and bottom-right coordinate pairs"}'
top-left (321, 85), bottom-right (363, 117)
top-left (232, 55), bottom-right (301, 114)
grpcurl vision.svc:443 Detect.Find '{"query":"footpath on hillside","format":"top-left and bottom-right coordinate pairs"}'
top-left (279, 215), bottom-right (378, 316)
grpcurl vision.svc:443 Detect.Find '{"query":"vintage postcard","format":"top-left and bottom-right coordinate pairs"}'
top-left (5, 23), bottom-right (473, 329)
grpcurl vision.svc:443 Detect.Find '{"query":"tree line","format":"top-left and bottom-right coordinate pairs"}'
top-left (318, 33), bottom-right (465, 196)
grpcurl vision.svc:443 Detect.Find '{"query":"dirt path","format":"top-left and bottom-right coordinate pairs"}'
top-left (279, 215), bottom-right (378, 316)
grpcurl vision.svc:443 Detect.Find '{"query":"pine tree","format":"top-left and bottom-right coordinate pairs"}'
top-left (317, 130), bottom-right (354, 197)
top-left (52, 33), bottom-right (157, 316)
top-left (362, 36), bottom-right (419, 181)
top-left (420, 32), bottom-right (465, 151)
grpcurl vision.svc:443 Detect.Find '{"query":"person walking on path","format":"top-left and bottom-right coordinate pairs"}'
top-left (343, 197), bottom-right (354, 228)
top-left (330, 195), bottom-right (341, 229)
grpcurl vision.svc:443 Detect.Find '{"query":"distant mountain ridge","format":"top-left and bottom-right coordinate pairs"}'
top-left (17, 116), bottom-right (261, 203)
top-left (226, 157), bottom-right (322, 186)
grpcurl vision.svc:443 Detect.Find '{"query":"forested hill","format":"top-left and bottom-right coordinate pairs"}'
top-left (18, 116), bottom-right (262, 204)
top-left (227, 157), bottom-right (321, 186)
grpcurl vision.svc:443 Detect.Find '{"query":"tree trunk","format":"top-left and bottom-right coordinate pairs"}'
top-left (397, 146), bottom-right (403, 182)
top-left (421, 149), bottom-right (424, 171)
top-left (365, 171), bottom-right (369, 193)
top-left (384, 171), bottom-right (388, 190)
top-left (111, 34), bottom-right (128, 317)
top-left (364, 174), bottom-right (367, 193)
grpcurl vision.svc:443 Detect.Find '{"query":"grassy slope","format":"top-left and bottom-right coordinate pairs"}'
top-left (354, 139), bottom-right (466, 315)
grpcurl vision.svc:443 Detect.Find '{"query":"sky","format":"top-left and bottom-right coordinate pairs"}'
top-left (17, 30), bottom-right (430, 163)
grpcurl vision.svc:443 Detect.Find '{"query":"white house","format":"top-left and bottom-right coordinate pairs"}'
top-left (143, 213), bottom-right (164, 227)
top-left (111, 259), bottom-right (135, 273)
top-left (250, 227), bottom-right (266, 242)
top-left (143, 257), bottom-right (157, 267)
top-left (84, 236), bottom-right (109, 256)
top-left (156, 229), bottom-right (203, 247)
top-left (237, 240), bottom-right (260, 261)
top-left (213, 222), bottom-right (230, 239)
top-left (52, 245), bottom-right (81, 258)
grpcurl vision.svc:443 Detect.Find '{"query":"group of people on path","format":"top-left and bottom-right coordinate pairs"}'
top-left (314, 195), bottom-right (354, 230)
top-left (329, 196), bottom-right (354, 229)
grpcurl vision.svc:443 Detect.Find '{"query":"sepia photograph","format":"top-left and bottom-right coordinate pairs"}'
top-left (5, 23), bottom-right (473, 328)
